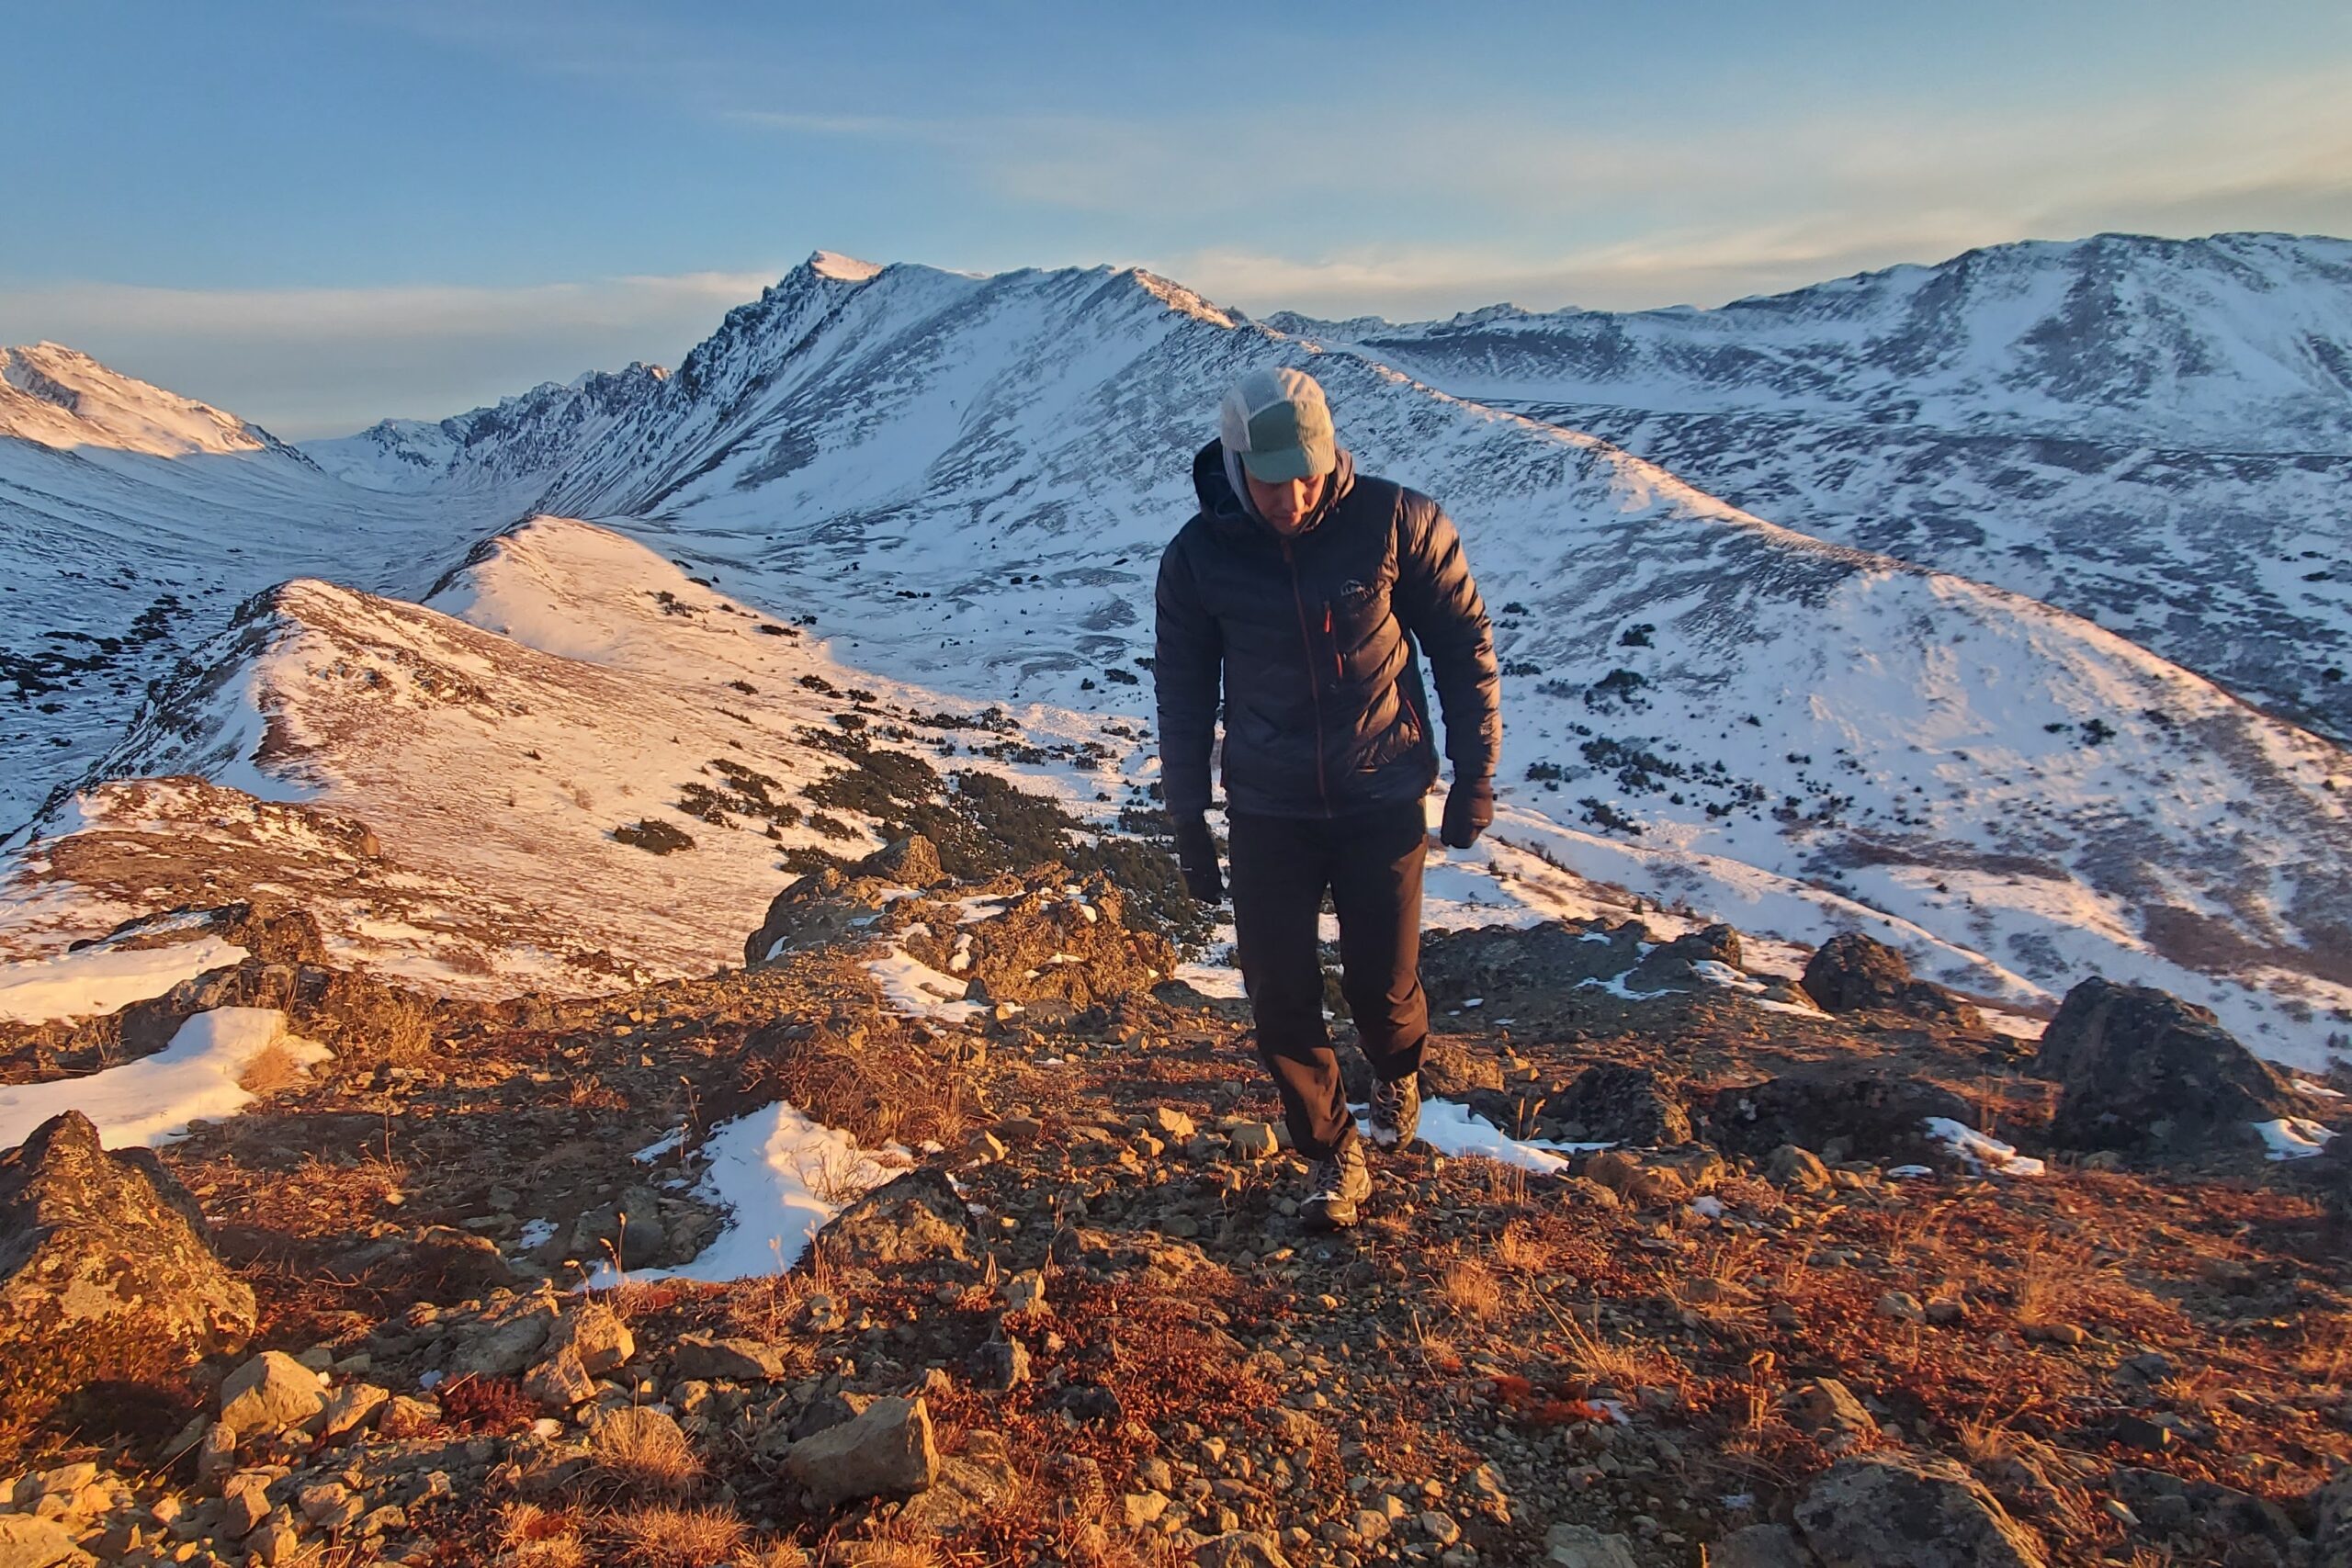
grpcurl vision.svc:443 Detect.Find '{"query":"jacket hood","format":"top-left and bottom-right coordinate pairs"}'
top-left (1192, 438), bottom-right (1355, 540)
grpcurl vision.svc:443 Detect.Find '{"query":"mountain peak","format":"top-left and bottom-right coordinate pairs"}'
top-left (0, 342), bottom-right (280, 458)
top-left (807, 250), bottom-right (885, 283)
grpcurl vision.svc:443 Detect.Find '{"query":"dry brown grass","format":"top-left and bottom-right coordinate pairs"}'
top-left (236, 1041), bottom-right (305, 1096)
top-left (592, 1408), bottom-right (705, 1497)
top-left (820, 1539), bottom-right (944, 1568)
top-left (1546, 1302), bottom-right (1668, 1393)
top-left (1491, 1220), bottom-right (1551, 1274)
top-left (732, 1543), bottom-right (810, 1568)
top-left (498, 1502), bottom-right (590, 1568)
top-left (605, 1503), bottom-right (747, 1566)
top-left (1441, 1257), bottom-right (1505, 1325)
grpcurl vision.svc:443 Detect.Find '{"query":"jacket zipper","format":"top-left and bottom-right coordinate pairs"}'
top-left (1282, 539), bottom-right (1333, 816)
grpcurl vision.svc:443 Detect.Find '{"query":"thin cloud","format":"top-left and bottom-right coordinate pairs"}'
top-left (0, 270), bottom-right (782, 438)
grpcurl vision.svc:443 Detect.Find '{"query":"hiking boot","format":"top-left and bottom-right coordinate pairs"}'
top-left (1369, 1071), bottom-right (1421, 1147)
top-left (1304, 1135), bottom-right (1374, 1230)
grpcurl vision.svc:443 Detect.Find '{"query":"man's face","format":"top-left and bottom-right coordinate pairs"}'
top-left (1244, 469), bottom-right (1328, 536)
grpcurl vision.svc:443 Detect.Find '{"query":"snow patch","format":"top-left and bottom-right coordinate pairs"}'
top-left (599, 1101), bottom-right (910, 1284)
top-left (0, 935), bottom-right (248, 1023)
top-left (2253, 1117), bottom-right (2337, 1161)
top-left (0, 1007), bottom-right (329, 1150)
top-left (1923, 1116), bottom-right (2045, 1177)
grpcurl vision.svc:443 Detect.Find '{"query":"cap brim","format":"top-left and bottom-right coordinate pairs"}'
top-left (1238, 446), bottom-right (1320, 483)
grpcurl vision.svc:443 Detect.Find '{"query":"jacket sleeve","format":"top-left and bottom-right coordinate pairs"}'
top-left (1153, 532), bottom-right (1222, 818)
top-left (1393, 493), bottom-right (1501, 783)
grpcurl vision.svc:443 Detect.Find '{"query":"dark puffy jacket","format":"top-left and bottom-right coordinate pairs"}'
top-left (1155, 439), bottom-right (1501, 819)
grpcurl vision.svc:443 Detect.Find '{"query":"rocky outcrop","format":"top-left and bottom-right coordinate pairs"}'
top-left (1553, 1064), bottom-right (1691, 1145)
top-left (1802, 933), bottom-right (1984, 1029)
top-left (2029, 976), bottom-right (2302, 1157)
top-left (785, 1394), bottom-right (937, 1506)
top-left (1795, 1451), bottom-right (2048, 1567)
top-left (816, 1167), bottom-right (973, 1272)
top-left (1626, 923), bottom-right (1743, 991)
top-left (0, 1111), bottom-right (255, 1434)
top-left (1705, 1065), bottom-right (1974, 1165)
top-left (1419, 920), bottom-right (1649, 1012)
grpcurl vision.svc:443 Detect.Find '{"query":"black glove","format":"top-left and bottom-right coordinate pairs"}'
top-left (1172, 813), bottom-right (1224, 904)
top-left (1441, 778), bottom-right (1495, 849)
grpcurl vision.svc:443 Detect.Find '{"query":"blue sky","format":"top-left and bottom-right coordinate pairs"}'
top-left (6, 0), bottom-right (2347, 436)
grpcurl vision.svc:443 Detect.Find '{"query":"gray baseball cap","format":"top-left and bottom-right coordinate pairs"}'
top-left (1219, 366), bottom-right (1336, 482)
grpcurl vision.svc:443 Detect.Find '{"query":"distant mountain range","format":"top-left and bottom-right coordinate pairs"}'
top-left (2, 233), bottom-right (2346, 1063)
top-left (1267, 232), bottom-right (2352, 740)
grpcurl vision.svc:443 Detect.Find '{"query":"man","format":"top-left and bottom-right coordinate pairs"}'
top-left (1154, 366), bottom-right (1502, 1229)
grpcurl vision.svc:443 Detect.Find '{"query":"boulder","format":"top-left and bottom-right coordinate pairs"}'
top-left (1706, 1066), bottom-right (1975, 1164)
top-left (1418, 1037), bottom-right (1505, 1099)
top-left (786, 1394), bottom-right (938, 1506)
top-left (1787, 1377), bottom-right (1879, 1446)
top-left (1193, 1533), bottom-right (1292, 1568)
top-left (1802, 933), bottom-right (1983, 1028)
top-left (1627, 923), bottom-right (1743, 991)
top-left (859, 834), bottom-right (944, 888)
top-left (2314, 1465), bottom-right (2352, 1567)
top-left (0, 1515), bottom-right (96, 1568)
top-left (898, 1430), bottom-right (1022, 1534)
top-left (816, 1167), bottom-right (973, 1271)
top-left (219, 1351), bottom-right (327, 1434)
top-left (446, 1297), bottom-right (559, 1379)
top-left (2030, 977), bottom-right (2302, 1157)
top-left (672, 1334), bottom-right (786, 1382)
top-left (1554, 1063), bottom-right (1691, 1145)
top-left (1794, 1452), bottom-right (2047, 1568)
top-left (1707, 1525), bottom-right (1808, 1568)
top-left (544, 1300), bottom-right (634, 1376)
top-left (1544, 1524), bottom-right (1641, 1566)
top-left (1765, 1144), bottom-right (1833, 1193)
top-left (0, 1111), bottom-right (256, 1431)
top-left (1419, 919), bottom-right (1649, 1013)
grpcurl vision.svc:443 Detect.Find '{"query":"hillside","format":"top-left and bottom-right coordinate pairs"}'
top-left (6, 248), bottom-right (2350, 1064)
top-left (1268, 233), bottom-right (2352, 742)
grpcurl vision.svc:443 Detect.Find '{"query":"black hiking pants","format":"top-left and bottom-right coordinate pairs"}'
top-left (1227, 800), bottom-right (1430, 1162)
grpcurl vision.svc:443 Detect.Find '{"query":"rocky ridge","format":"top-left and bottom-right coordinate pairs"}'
top-left (0, 840), bottom-right (2345, 1566)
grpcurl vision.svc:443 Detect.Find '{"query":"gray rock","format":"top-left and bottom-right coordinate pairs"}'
top-left (2315, 1465), bottom-right (2352, 1566)
top-left (1767, 1144), bottom-right (1833, 1193)
top-left (786, 1394), bottom-right (938, 1506)
top-left (898, 1430), bottom-right (1021, 1534)
top-left (0, 1514), bottom-right (96, 1567)
top-left (672, 1333), bottom-right (786, 1382)
top-left (320, 1381), bottom-right (389, 1438)
top-left (219, 1351), bottom-right (328, 1434)
top-left (816, 1168), bottom-right (973, 1270)
top-left (1193, 1532), bottom-right (1292, 1568)
top-left (2030, 976), bottom-right (2302, 1157)
top-left (522, 1347), bottom-right (596, 1410)
top-left (1555, 1063), bottom-right (1691, 1145)
top-left (543, 1300), bottom-right (634, 1376)
top-left (1708, 1524), bottom-right (1809, 1568)
top-left (446, 1300), bottom-right (557, 1379)
top-left (1795, 1451), bottom-right (2047, 1567)
top-left (0, 1110), bottom-right (256, 1430)
top-left (1544, 1523), bottom-right (1641, 1568)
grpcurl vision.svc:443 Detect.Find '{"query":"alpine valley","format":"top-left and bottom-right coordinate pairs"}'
top-left (4, 237), bottom-right (2346, 1063)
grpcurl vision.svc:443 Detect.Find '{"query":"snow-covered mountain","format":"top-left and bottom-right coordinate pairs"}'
top-left (4, 243), bottom-right (2348, 1065)
top-left (1269, 232), bottom-right (2352, 740)
top-left (0, 352), bottom-right (518, 826)
top-left (0, 343), bottom-right (293, 458)
top-left (306, 363), bottom-right (668, 500)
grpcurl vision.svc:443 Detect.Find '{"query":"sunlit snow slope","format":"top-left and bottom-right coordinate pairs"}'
top-left (4, 242), bottom-right (2348, 1064)
top-left (1271, 232), bottom-right (2352, 741)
